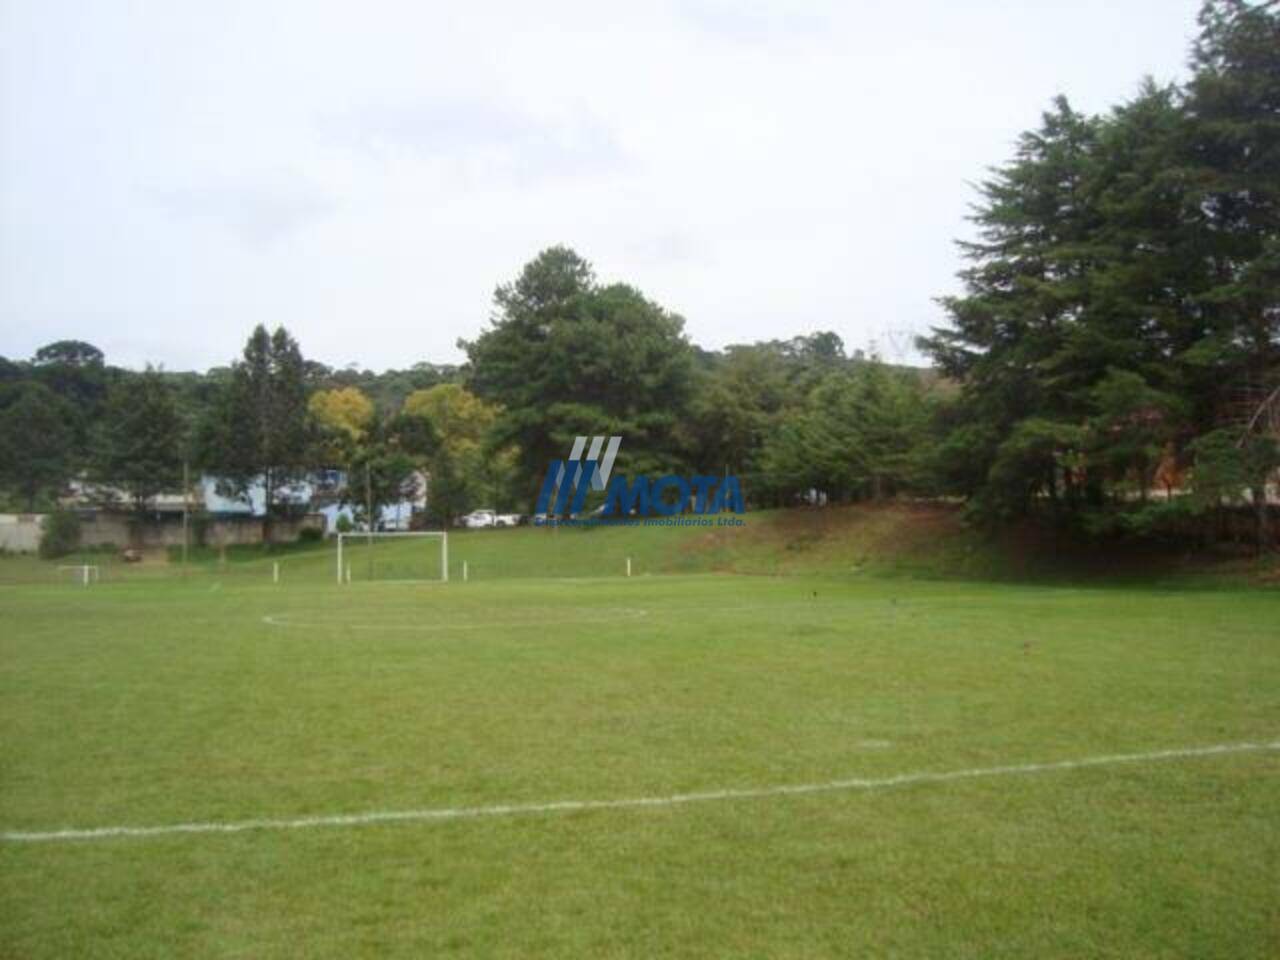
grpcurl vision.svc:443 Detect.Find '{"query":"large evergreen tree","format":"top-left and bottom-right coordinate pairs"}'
top-left (94, 368), bottom-right (186, 515)
top-left (196, 325), bottom-right (311, 519)
top-left (1184, 0), bottom-right (1280, 542)
top-left (760, 359), bottom-right (931, 504)
top-left (462, 247), bottom-right (695, 491)
top-left (919, 1), bottom-right (1279, 535)
top-left (920, 97), bottom-right (1107, 518)
top-left (0, 383), bottom-right (79, 510)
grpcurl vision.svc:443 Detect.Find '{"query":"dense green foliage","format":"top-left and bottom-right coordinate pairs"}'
top-left (194, 325), bottom-right (312, 517)
top-left (0, 285), bottom-right (922, 526)
top-left (920, 1), bottom-right (1279, 542)
top-left (759, 359), bottom-right (932, 503)
top-left (94, 368), bottom-right (185, 514)
top-left (462, 246), bottom-right (698, 487)
top-left (0, 384), bottom-right (79, 511)
top-left (0, 335), bottom-right (462, 518)
top-left (35, 509), bottom-right (81, 559)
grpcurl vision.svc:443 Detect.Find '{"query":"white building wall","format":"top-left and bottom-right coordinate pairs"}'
top-left (0, 514), bottom-right (44, 553)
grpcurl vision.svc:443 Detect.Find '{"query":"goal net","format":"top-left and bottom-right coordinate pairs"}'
top-left (336, 531), bottom-right (448, 584)
top-left (57, 564), bottom-right (100, 586)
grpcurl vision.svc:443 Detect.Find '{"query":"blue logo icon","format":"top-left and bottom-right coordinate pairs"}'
top-left (535, 436), bottom-right (744, 520)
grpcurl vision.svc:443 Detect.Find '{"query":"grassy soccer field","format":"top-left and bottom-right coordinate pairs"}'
top-left (1, 525), bottom-right (1278, 957)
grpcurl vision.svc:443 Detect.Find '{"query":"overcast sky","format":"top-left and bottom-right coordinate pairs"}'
top-left (1, 0), bottom-right (1201, 372)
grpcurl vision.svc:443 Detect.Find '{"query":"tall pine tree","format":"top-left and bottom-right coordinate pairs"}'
top-left (197, 326), bottom-right (311, 524)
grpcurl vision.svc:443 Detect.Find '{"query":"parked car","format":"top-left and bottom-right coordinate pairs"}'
top-left (459, 510), bottom-right (523, 529)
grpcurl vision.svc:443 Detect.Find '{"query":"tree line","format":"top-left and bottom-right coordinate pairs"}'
top-left (0, 333), bottom-right (479, 529)
top-left (920, 0), bottom-right (1278, 545)
top-left (0, 1), bottom-right (1275, 547)
top-left (0, 277), bottom-right (934, 531)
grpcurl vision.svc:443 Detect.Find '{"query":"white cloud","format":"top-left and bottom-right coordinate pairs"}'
top-left (152, 172), bottom-right (337, 245)
top-left (0, 0), bottom-right (1202, 371)
top-left (324, 99), bottom-right (629, 183)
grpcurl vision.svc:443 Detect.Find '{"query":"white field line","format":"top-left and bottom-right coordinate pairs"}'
top-left (4, 740), bottom-right (1276, 844)
top-left (261, 608), bottom-right (651, 631)
top-left (258, 597), bottom-right (927, 633)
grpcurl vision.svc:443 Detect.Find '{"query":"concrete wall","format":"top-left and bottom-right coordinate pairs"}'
top-left (79, 512), bottom-right (326, 549)
top-left (0, 514), bottom-right (44, 553)
top-left (1, 511), bottom-right (327, 552)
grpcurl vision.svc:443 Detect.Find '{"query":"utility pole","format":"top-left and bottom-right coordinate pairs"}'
top-left (365, 459), bottom-right (373, 581)
top-left (181, 460), bottom-right (190, 577)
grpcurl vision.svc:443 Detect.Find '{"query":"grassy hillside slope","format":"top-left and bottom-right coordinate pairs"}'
top-left (2, 504), bottom-right (1276, 587)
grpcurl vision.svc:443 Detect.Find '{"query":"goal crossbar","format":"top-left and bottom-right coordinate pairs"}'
top-left (57, 564), bottom-right (100, 586)
top-left (335, 531), bottom-right (448, 584)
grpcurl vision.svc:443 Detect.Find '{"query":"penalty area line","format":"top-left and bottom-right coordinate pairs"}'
top-left (4, 739), bottom-right (1277, 844)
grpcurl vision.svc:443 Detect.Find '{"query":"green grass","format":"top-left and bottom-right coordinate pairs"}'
top-left (1, 517), bottom-right (1278, 957)
top-left (9, 504), bottom-right (1275, 588)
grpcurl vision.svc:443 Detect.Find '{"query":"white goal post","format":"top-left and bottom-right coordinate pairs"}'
top-left (57, 564), bottom-right (100, 586)
top-left (335, 531), bottom-right (448, 584)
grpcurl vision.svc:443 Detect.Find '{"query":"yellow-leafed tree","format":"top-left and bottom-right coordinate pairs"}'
top-left (401, 384), bottom-right (496, 458)
top-left (309, 387), bottom-right (375, 443)
top-left (400, 384), bottom-right (516, 522)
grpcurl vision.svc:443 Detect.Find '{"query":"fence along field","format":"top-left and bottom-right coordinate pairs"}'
top-left (0, 516), bottom-right (759, 586)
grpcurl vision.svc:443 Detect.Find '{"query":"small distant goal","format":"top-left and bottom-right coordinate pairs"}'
top-left (58, 564), bottom-right (100, 586)
top-left (336, 531), bottom-right (448, 584)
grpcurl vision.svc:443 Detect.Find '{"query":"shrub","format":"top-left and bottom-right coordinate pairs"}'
top-left (298, 526), bottom-right (323, 543)
top-left (39, 510), bottom-right (81, 559)
top-left (191, 514), bottom-right (211, 547)
top-left (335, 514), bottom-right (353, 534)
